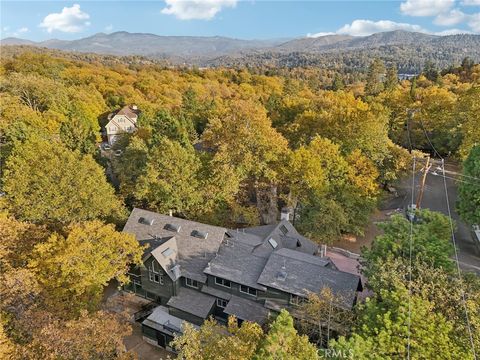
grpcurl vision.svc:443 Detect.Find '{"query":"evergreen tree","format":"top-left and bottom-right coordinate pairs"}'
top-left (365, 58), bottom-right (385, 96)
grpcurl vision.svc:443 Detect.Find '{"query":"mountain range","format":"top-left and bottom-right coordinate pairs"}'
top-left (2, 30), bottom-right (480, 72)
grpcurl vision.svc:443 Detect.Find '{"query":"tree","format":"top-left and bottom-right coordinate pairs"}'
top-left (423, 60), bottom-right (439, 82)
top-left (0, 213), bottom-right (49, 271)
top-left (362, 210), bottom-right (455, 277)
top-left (254, 309), bottom-right (319, 360)
top-left (365, 58), bottom-right (385, 96)
top-left (172, 316), bottom-right (263, 360)
top-left (457, 88), bottom-right (480, 159)
top-left (331, 74), bottom-right (344, 91)
top-left (19, 310), bottom-right (134, 360)
top-left (2, 137), bottom-right (125, 226)
top-left (458, 145), bottom-right (480, 224)
top-left (384, 66), bottom-right (398, 91)
top-left (202, 99), bottom-right (289, 223)
top-left (134, 137), bottom-right (202, 216)
top-left (331, 287), bottom-right (468, 360)
top-left (29, 221), bottom-right (142, 315)
top-left (296, 288), bottom-right (355, 348)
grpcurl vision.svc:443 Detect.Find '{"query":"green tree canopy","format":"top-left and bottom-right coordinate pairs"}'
top-left (2, 137), bottom-right (125, 226)
top-left (458, 145), bottom-right (480, 224)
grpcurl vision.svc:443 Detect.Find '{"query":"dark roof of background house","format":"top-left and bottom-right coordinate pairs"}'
top-left (123, 208), bottom-right (227, 282)
top-left (166, 287), bottom-right (215, 319)
top-left (115, 105), bottom-right (139, 119)
top-left (257, 248), bottom-right (362, 308)
top-left (223, 295), bottom-right (270, 325)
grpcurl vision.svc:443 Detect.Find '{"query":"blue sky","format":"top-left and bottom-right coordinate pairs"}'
top-left (1, 1), bottom-right (480, 41)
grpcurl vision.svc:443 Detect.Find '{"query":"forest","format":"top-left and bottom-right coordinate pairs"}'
top-left (0, 46), bottom-right (479, 359)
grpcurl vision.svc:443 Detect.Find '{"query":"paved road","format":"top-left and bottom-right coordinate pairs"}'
top-left (385, 160), bottom-right (480, 274)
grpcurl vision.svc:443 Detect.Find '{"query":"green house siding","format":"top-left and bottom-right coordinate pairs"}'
top-left (135, 257), bottom-right (177, 304)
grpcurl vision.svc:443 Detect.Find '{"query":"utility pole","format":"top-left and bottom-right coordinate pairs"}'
top-left (416, 156), bottom-right (431, 209)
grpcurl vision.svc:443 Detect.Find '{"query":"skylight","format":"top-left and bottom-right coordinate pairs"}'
top-left (191, 230), bottom-right (208, 239)
top-left (268, 238), bottom-right (278, 249)
top-left (139, 217), bottom-right (154, 226)
top-left (164, 223), bottom-right (181, 232)
top-left (162, 248), bottom-right (174, 257)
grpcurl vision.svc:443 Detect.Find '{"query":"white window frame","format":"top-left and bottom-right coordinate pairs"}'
top-left (185, 278), bottom-right (199, 289)
top-left (216, 299), bottom-right (228, 308)
top-left (151, 261), bottom-right (159, 274)
top-left (239, 285), bottom-right (257, 297)
top-left (215, 277), bottom-right (231, 288)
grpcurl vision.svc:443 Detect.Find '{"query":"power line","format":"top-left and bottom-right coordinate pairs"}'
top-left (407, 155), bottom-right (416, 360)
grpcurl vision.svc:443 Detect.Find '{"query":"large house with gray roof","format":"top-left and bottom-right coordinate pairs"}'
top-left (122, 208), bottom-right (362, 351)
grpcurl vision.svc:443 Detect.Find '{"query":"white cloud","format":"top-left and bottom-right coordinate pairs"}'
top-left (161, 0), bottom-right (237, 20)
top-left (307, 32), bottom-right (336, 38)
top-left (461, 0), bottom-right (480, 5)
top-left (40, 4), bottom-right (90, 33)
top-left (400, 0), bottom-right (455, 16)
top-left (105, 24), bottom-right (113, 32)
top-left (468, 12), bottom-right (480, 31)
top-left (434, 9), bottom-right (467, 25)
top-left (17, 27), bottom-right (29, 34)
top-left (336, 19), bottom-right (426, 36)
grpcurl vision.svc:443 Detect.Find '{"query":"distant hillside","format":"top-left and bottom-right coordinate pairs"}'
top-left (2, 30), bottom-right (480, 72)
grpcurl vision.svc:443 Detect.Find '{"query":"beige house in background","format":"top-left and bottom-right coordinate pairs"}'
top-left (106, 105), bottom-right (140, 145)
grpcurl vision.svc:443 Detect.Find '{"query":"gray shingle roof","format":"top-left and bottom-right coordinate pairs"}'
top-left (123, 208), bottom-right (227, 282)
top-left (166, 287), bottom-right (215, 319)
top-left (201, 286), bottom-right (232, 300)
top-left (204, 238), bottom-right (268, 291)
top-left (257, 248), bottom-right (362, 308)
top-left (223, 296), bottom-right (270, 325)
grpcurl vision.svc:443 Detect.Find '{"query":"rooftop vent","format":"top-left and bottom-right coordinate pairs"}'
top-left (268, 238), bottom-right (278, 249)
top-left (164, 223), bottom-right (181, 233)
top-left (191, 230), bottom-right (208, 239)
top-left (162, 248), bottom-right (174, 257)
top-left (139, 217), bottom-right (154, 226)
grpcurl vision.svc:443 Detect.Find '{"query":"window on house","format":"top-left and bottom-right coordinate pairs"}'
top-left (216, 299), bottom-right (228, 308)
top-left (239, 285), bottom-right (257, 297)
top-left (290, 294), bottom-right (304, 306)
top-left (151, 261), bottom-right (159, 274)
top-left (185, 278), bottom-right (199, 289)
top-left (280, 225), bottom-right (288, 235)
top-left (215, 277), bottom-right (231, 288)
top-left (110, 126), bottom-right (116, 131)
top-left (118, 118), bottom-right (124, 123)
top-left (148, 261), bottom-right (163, 284)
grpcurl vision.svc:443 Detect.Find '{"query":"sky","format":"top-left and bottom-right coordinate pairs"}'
top-left (1, 0), bottom-right (480, 41)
